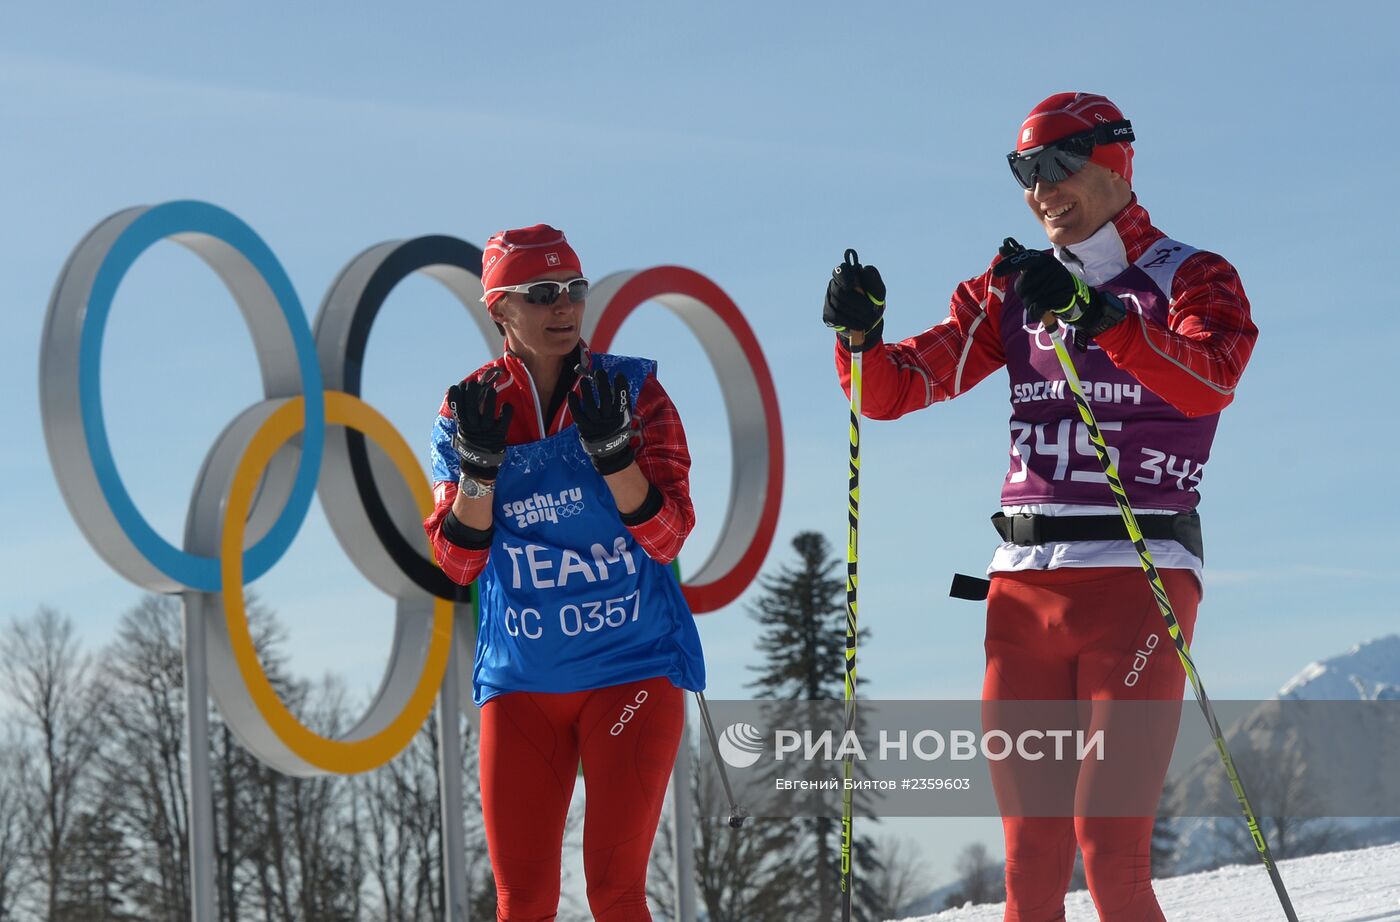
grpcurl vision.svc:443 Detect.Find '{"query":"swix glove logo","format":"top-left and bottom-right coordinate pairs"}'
top-left (1124, 633), bottom-right (1161, 687)
top-left (457, 446), bottom-right (495, 468)
top-left (719, 723), bottom-right (766, 768)
top-left (609, 689), bottom-right (650, 736)
top-left (501, 488), bottom-right (585, 528)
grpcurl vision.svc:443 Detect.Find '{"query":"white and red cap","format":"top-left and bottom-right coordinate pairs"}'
top-left (1016, 92), bottom-right (1134, 184)
top-left (481, 224), bottom-right (582, 307)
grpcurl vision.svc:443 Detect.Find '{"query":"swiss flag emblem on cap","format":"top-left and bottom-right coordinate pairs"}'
top-left (546, 253), bottom-right (561, 266)
top-left (1022, 127), bottom-right (1033, 143)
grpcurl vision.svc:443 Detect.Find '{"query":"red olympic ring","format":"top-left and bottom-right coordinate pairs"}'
top-left (588, 266), bottom-right (783, 613)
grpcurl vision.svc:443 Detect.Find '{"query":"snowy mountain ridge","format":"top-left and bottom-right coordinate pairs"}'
top-left (892, 842), bottom-right (1400, 922)
top-left (1276, 634), bottom-right (1400, 701)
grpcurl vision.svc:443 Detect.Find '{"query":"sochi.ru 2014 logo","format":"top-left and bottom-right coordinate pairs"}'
top-left (718, 722), bottom-right (765, 768)
top-left (502, 488), bottom-right (585, 528)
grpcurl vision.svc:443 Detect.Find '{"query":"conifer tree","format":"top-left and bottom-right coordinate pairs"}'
top-left (747, 532), bottom-right (855, 701)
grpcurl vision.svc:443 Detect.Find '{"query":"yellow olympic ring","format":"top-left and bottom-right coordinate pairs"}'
top-left (219, 392), bottom-right (453, 773)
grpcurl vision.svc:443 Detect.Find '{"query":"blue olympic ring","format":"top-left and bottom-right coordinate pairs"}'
top-left (78, 201), bottom-right (325, 590)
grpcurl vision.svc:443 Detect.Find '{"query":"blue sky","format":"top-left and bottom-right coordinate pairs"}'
top-left (3, 0), bottom-right (1397, 893)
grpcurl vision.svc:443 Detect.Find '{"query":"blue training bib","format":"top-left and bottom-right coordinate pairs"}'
top-left (471, 354), bottom-right (706, 705)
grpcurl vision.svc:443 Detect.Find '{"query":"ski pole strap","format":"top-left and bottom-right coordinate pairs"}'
top-left (990, 510), bottom-right (1204, 561)
top-left (949, 573), bottom-right (992, 601)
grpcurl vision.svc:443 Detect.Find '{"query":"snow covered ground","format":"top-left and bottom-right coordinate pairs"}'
top-left (892, 843), bottom-right (1400, 922)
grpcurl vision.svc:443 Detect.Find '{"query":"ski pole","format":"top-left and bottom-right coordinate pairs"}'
top-left (669, 555), bottom-right (748, 830)
top-left (1004, 247), bottom-right (1299, 920)
top-left (838, 248), bottom-right (864, 922)
top-left (693, 691), bottom-right (749, 828)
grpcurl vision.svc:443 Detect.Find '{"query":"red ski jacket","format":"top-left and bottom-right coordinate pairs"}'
top-left (835, 199), bottom-right (1257, 420)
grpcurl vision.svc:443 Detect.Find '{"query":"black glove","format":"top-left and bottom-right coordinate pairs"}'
top-left (992, 237), bottom-right (1124, 340)
top-left (447, 369), bottom-right (514, 482)
top-left (823, 248), bottom-right (887, 353)
top-left (567, 367), bottom-right (636, 475)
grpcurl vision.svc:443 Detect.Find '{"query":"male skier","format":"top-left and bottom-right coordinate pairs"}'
top-left (822, 92), bottom-right (1256, 920)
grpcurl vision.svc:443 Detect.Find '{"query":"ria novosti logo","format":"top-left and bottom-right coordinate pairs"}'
top-left (717, 722), bottom-right (1105, 767)
top-left (718, 723), bottom-right (765, 768)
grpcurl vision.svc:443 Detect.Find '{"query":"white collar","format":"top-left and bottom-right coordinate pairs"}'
top-left (1054, 218), bottom-right (1129, 287)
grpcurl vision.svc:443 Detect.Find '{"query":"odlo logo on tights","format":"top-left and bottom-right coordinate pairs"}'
top-left (610, 689), bottom-right (650, 736)
top-left (1123, 633), bottom-right (1161, 687)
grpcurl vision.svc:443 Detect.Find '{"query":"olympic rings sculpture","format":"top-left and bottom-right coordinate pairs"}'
top-left (40, 201), bottom-right (783, 776)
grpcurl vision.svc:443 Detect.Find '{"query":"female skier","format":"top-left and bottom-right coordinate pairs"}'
top-left (425, 223), bottom-right (705, 922)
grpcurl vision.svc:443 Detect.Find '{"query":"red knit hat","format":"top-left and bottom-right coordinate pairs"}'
top-left (1016, 92), bottom-right (1134, 184)
top-left (481, 224), bottom-right (582, 307)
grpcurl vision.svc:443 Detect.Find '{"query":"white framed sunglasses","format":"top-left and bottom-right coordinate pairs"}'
top-left (482, 277), bottom-right (590, 305)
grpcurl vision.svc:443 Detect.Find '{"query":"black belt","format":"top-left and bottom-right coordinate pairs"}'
top-left (990, 511), bottom-right (1203, 559)
top-left (949, 511), bottom-right (1203, 601)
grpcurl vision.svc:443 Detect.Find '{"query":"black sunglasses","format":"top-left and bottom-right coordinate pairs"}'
top-left (483, 277), bottom-right (590, 305)
top-left (1006, 120), bottom-right (1135, 189)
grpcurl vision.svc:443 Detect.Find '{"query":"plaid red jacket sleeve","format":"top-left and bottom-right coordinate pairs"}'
top-left (423, 372), bottom-right (695, 586)
top-left (835, 267), bottom-right (1008, 419)
top-left (625, 375), bottom-right (696, 563)
top-left (1095, 250), bottom-right (1257, 418)
top-left (424, 480), bottom-right (486, 586)
top-left (423, 378), bottom-right (491, 586)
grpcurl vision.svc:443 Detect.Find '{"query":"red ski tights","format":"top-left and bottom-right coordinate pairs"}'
top-left (479, 675), bottom-right (683, 922)
top-left (983, 567), bottom-right (1200, 922)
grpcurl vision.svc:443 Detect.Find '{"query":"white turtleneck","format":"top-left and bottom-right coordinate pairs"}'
top-left (1053, 217), bottom-right (1130, 287)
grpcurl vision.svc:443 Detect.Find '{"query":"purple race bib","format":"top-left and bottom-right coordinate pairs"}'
top-left (998, 241), bottom-right (1219, 512)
